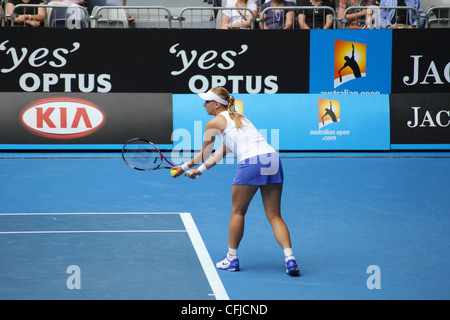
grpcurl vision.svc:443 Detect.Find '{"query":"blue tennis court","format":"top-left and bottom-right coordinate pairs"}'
top-left (0, 151), bottom-right (449, 300)
top-left (0, 212), bottom-right (226, 300)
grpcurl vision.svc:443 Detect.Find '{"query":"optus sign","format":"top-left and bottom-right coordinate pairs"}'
top-left (20, 97), bottom-right (105, 139)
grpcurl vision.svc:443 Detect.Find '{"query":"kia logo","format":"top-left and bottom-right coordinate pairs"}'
top-left (20, 97), bottom-right (105, 139)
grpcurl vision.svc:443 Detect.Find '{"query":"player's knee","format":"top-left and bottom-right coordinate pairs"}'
top-left (266, 212), bottom-right (282, 223)
top-left (231, 208), bottom-right (247, 216)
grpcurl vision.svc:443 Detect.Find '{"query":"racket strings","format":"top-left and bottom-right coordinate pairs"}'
top-left (123, 140), bottom-right (162, 170)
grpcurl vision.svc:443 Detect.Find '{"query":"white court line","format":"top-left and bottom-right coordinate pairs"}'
top-left (0, 212), bottom-right (181, 216)
top-left (0, 213), bottom-right (186, 234)
top-left (0, 212), bottom-right (229, 300)
top-left (0, 230), bottom-right (186, 234)
top-left (180, 212), bottom-right (229, 301)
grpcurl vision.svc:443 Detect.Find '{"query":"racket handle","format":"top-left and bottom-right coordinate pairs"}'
top-left (184, 170), bottom-right (199, 179)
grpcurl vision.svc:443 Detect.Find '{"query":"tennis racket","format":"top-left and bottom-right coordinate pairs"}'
top-left (122, 138), bottom-right (196, 178)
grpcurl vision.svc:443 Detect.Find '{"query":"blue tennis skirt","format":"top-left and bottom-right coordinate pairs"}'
top-left (232, 153), bottom-right (284, 185)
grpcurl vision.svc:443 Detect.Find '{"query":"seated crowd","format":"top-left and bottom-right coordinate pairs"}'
top-left (220, 0), bottom-right (427, 29)
top-left (0, 0), bottom-right (434, 29)
top-left (0, 0), bottom-right (133, 27)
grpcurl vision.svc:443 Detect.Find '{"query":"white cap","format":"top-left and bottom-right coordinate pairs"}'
top-left (198, 90), bottom-right (229, 106)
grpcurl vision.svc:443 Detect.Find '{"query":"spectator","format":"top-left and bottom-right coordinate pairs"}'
top-left (338, 0), bottom-right (372, 28)
top-left (221, 0), bottom-right (258, 29)
top-left (5, 0), bottom-right (46, 27)
top-left (212, 0), bottom-right (222, 19)
top-left (260, 0), bottom-right (295, 29)
top-left (123, 0), bottom-right (134, 23)
top-left (45, 1), bottom-right (86, 28)
top-left (379, 0), bottom-right (425, 28)
top-left (296, 0), bottom-right (334, 29)
top-left (365, 0), bottom-right (381, 29)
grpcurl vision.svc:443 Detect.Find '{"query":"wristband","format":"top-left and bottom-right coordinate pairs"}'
top-left (181, 163), bottom-right (190, 172)
top-left (198, 164), bottom-right (207, 174)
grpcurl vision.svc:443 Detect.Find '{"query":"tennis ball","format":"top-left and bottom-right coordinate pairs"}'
top-left (170, 168), bottom-right (177, 175)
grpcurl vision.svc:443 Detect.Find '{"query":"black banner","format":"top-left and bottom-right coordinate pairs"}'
top-left (0, 28), bottom-right (310, 94)
top-left (390, 93), bottom-right (450, 144)
top-left (391, 29), bottom-right (450, 94)
top-left (0, 92), bottom-right (173, 144)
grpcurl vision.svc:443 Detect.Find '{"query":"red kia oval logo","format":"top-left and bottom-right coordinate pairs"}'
top-left (20, 97), bottom-right (105, 139)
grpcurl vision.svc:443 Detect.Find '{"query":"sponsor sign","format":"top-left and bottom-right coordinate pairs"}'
top-left (20, 97), bottom-right (105, 139)
top-left (0, 93), bottom-right (173, 147)
top-left (0, 28), bottom-right (309, 94)
top-left (1, 28), bottom-right (449, 96)
top-left (173, 93), bottom-right (390, 151)
top-left (390, 93), bottom-right (450, 148)
top-left (304, 94), bottom-right (390, 150)
top-left (309, 29), bottom-right (392, 95)
top-left (391, 29), bottom-right (450, 94)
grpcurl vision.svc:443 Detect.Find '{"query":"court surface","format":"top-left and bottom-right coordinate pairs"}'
top-left (0, 151), bottom-right (449, 300)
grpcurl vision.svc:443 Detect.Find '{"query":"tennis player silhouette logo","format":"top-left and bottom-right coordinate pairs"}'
top-left (318, 98), bottom-right (340, 129)
top-left (334, 40), bottom-right (366, 88)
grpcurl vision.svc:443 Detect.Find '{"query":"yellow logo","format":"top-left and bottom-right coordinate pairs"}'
top-left (334, 40), bottom-right (366, 88)
top-left (319, 98), bottom-right (340, 129)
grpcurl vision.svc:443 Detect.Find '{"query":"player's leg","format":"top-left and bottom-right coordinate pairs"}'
top-left (260, 183), bottom-right (291, 248)
top-left (216, 184), bottom-right (258, 271)
top-left (260, 183), bottom-right (300, 276)
top-left (228, 184), bottom-right (259, 249)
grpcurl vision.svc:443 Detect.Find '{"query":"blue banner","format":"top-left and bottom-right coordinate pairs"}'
top-left (173, 93), bottom-right (390, 151)
top-left (309, 30), bottom-right (393, 95)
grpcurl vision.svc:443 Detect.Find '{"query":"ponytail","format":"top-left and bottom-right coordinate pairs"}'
top-left (227, 95), bottom-right (245, 130)
top-left (211, 87), bottom-right (244, 130)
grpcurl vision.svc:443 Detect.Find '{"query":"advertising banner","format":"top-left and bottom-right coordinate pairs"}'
top-left (309, 29), bottom-right (392, 95)
top-left (0, 92), bottom-right (173, 148)
top-left (2, 28), bottom-right (448, 151)
top-left (390, 93), bottom-right (450, 149)
top-left (173, 93), bottom-right (390, 151)
top-left (0, 28), bottom-right (309, 94)
top-left (391, 29), bottom-right (450, 94)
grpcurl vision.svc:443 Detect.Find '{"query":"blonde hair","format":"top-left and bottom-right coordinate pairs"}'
top-left (211, 87), bottom-right (244, 130)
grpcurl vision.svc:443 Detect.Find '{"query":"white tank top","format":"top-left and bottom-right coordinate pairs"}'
top-left (218, 111), bottom-right (276, 162)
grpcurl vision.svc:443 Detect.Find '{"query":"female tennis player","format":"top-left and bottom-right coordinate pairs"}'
top-left (171, 87), bottom-right (299, 276)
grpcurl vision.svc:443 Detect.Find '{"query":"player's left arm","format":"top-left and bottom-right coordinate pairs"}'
top-left (172, 116), bottom-right (225, 177)
top-left (188, 144), bottom-right (230, 179)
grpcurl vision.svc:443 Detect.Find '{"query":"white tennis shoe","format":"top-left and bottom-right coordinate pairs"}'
top-left (216, 256), bottom-right (240, 271)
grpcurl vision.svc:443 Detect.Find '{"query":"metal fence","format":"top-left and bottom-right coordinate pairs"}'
top-left (4, 4), bottom-right (89, 28)
top-left (179, 6), bottom-right (257, 29)
top-left (91, 6), bottom-right (173, 28)
top-left (426, 6), bottom-right (450, 28)
top-left (340, 6), bottom-right (423, 29)
top-left (1, 3), bottom-right (449, 29)
top-left (260, 5), bottom-right (337, 29)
